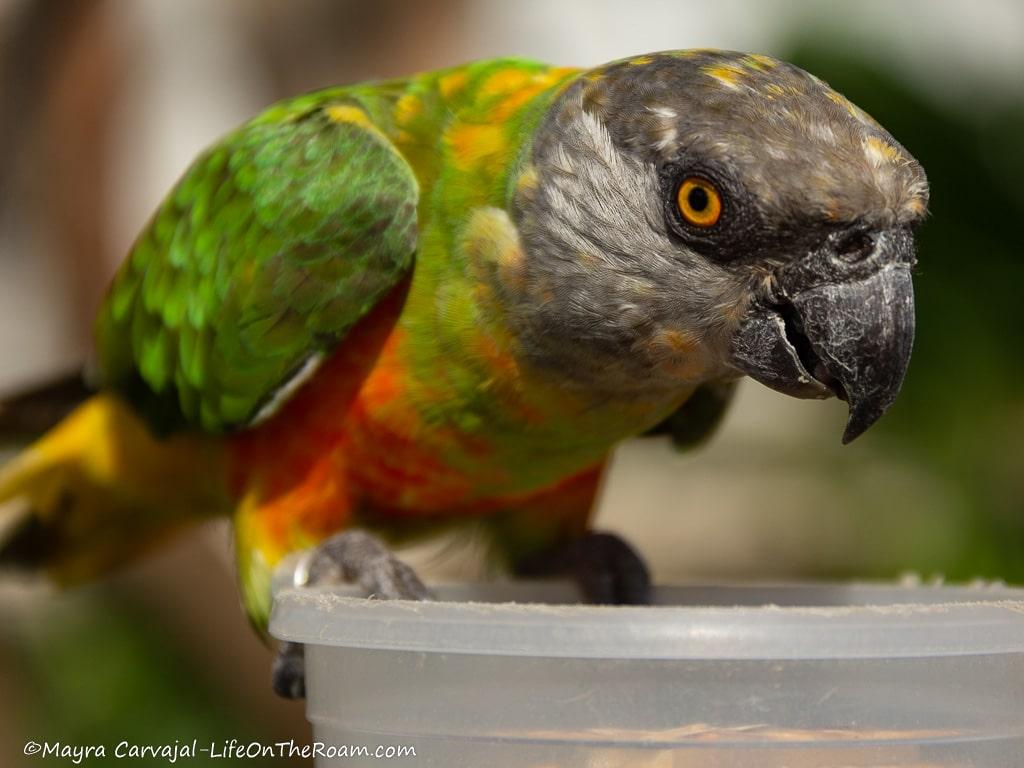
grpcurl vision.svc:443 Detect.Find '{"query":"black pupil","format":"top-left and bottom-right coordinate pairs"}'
top-left (688, 186), bottom-right (709, 212)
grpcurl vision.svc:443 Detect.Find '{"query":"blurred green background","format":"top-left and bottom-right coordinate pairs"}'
top-left (0, 1), bottom-right (1021, 765)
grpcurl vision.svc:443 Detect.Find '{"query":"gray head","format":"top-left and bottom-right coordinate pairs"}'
top-left (507, 50), bottom-right (928, 442)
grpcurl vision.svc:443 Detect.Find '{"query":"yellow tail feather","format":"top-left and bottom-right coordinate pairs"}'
top-left (0, 395), bottom-right (229, 583)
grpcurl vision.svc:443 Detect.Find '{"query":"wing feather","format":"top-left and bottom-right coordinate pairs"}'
top-left (96, 92), bottom-right (418, 434)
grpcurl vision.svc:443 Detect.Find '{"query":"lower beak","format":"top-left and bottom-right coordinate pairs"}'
top-left (730, 227), bottom-right (917, 443)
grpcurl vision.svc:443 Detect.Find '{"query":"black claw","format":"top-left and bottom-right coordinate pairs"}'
top-left (271, 641), bottom-right (306, 700)
top-left (572, 532), bottom-right (651, 604)
top-left (515, 530), bottom-right (652, 605)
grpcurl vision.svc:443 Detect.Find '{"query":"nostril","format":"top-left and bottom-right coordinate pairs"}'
top-left (835, 230), bottom-right (876, 262)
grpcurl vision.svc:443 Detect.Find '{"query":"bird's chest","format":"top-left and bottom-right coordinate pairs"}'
top-left (233, 299), bottom-right (685, 520)
top-left (334, 316), bottom-right (687, 515)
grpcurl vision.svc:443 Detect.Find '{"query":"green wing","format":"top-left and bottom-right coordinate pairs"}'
top-left (644, 380), bottom-right (737, 450)
top-left (96, 93), bottom-right (418, 434)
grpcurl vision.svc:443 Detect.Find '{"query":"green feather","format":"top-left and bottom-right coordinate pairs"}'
top-left (96, 92), bottom-right (419, 433)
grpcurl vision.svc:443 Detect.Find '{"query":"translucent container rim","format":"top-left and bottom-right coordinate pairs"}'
top-left (269, 580), bottom-right (1024, 660)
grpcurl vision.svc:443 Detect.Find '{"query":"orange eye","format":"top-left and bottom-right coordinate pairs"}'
top-left (676, 177), bottom-right (722, 228)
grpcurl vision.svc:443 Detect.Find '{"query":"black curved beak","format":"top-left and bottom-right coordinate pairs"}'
top-left (730, 226), bottom-right (916, 443)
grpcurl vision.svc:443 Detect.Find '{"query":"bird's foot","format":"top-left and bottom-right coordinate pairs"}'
top-left (514, 530), bottom-right (651, 605)
top-left (272, 529), bottom-right (431, 699)
top-left (302, 529), bottom-right (432, 600)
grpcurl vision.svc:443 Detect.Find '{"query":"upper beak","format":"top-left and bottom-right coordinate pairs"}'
top-left (730, 226), bottom-right (917, 443)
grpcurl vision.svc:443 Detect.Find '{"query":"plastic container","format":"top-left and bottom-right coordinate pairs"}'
top-left (269, 581), bottom-right (1024, 767)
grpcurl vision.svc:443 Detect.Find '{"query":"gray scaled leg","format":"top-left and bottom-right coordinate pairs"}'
top-left (513, 530), bottom-right (651, 605)
top-left (272, 530), bottom-right (432, 699)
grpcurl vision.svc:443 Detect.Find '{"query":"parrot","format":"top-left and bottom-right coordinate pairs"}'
top-left (0, 50), bottom-right (927, 698)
